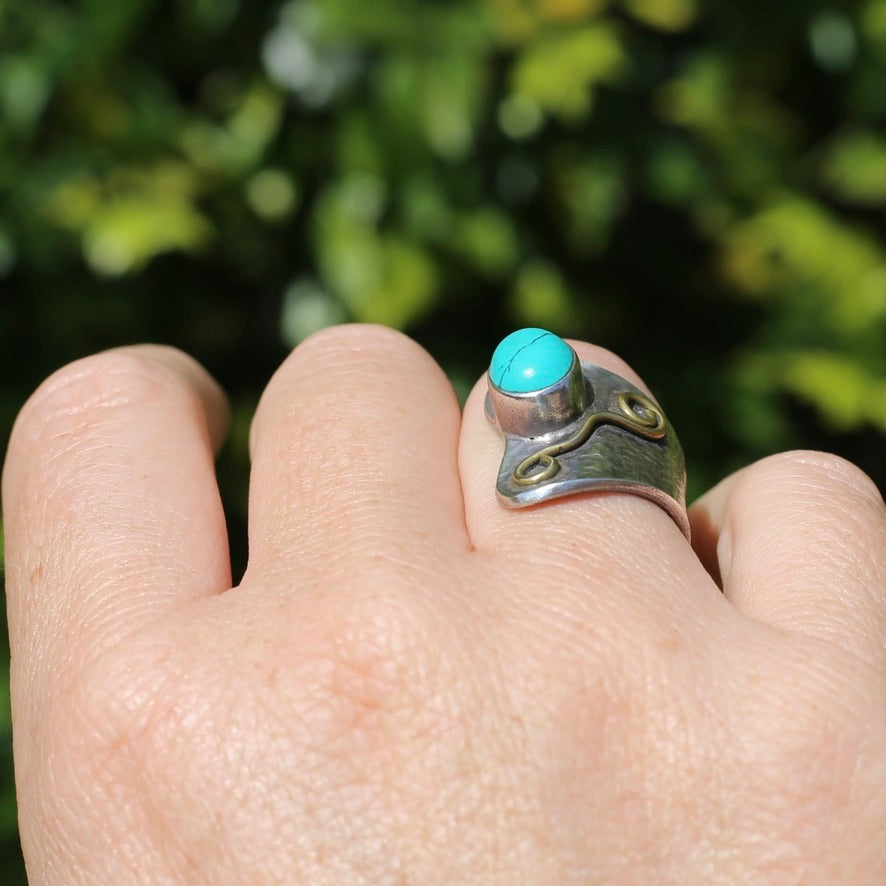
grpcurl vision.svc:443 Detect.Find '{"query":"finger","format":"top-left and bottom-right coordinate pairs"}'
top-left (246, 325), bottom-right (468, 579)
top-left (459, 339), bottom-right (714, 612)
top-left (2, 346), bottom-right (231, 674)
top-left (689, 451), bottom-right (886, 666)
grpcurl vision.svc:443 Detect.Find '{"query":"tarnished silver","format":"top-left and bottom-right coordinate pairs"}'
top-left (486, 355), bottom-right (690, 538)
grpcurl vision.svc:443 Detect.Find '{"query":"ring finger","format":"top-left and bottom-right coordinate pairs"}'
top-left (459, 333), bottom-right (718, 615)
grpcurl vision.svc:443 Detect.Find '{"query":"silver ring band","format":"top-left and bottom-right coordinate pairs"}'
top-left (485, 330), bottom-right (689, 538)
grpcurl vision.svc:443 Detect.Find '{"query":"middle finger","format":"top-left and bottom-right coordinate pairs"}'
top-left (246, 325), bottom-right (469, 580)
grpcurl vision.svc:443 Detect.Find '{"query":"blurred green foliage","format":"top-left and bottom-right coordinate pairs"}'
top-left (1, 0), bottom-right (884, 876)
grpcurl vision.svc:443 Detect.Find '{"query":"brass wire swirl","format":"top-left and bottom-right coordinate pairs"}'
top-left (512, 391), bottom-right (666, 486)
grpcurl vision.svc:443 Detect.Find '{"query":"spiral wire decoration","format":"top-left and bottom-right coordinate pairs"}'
top-left (513, 392), bottom-right (666, 486)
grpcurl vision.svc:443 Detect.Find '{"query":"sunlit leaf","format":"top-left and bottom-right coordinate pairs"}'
top-left (0, 56), bottom-right (51, 134)
top-left (862, 0), bottom-right (886, 48)
top-left (512, 23), bottom-right (626, 120)
top-left (451, 207), bottom-right (519, 277)
top-left (655, 53), bottom-right (799, 195)
top-left (372, 53), bottom-right (488, 160)
top-left (315, 178), bottom-right (438, 328)
top-left (83, 197), bottom-right (212, 276)
top-left (509, 259), bottom-right (576, 329)
top-left (485, 0), bottom-right (608, 44)
top-left (655, 53), bottom-right (730, 129)
top-left (721, 194), bottom-right (886, 335)
top-left (741, 351), bottom-right (886, 432)
top-left (39, 160), bottom-right (212, 277)
top-left (181, 80), bottom-right (283, 173)
top-left (535, 0), bottom-right (609, 21)
top-left (624, 0), bottom-right (697, 32)
top-left (550, 149), bottom-right (626, 254)
top-left (419, 55), bottom-right (487, 159)
top-left (820, 129), bottom-right (886, 205)
top-left (246, 168), bottom-right (300, 221)
top-left (497, 93), bottom-right (544, 140)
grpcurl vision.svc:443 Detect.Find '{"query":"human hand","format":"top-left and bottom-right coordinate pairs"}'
top-left (3, 325), bottom-right (885, 883)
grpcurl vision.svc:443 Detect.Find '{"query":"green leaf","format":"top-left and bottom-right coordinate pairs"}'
top-left (509, 259), bottom-right (576, 329)
top-left (315, 177), bottom-right (438, 328)
top-left (486, 0), bottom-right (609, 45)
top-left (720, 194), bottom-right (886, 336)
top-left (742, 351), bottom-right (886, 432)
top-left (512, 22), bottom-right (626, 121)
top-left (821, 129), bottom-right (886, 205)
top-left (623, 0), bottom-right (697, 32)
top-left (451, 207), bottom-right (519, 277)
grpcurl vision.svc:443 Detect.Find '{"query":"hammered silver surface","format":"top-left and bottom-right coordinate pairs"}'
top-left (486, 362), bottom-right (689, 537)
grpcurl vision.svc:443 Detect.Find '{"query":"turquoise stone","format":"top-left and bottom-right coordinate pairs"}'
top-left (489, 328), bottom-right (574, 393)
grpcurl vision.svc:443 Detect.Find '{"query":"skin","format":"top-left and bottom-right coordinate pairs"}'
top-left (2, 324), bottom-right (884, 884)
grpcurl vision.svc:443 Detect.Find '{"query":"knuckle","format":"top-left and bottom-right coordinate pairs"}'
top-left (11, 349), bottom-right (194, 453)
top-left (757, 450), bottom-right (883, 510)
top-left (293, 590), bottom-right (457, 752)
top-left (296, 322), bottom-right (413, 360)
top-left (770, 690), bottom-right (882, 821)
top-left (271, 324), bottom-right (420, 394)
top-left (46, 640), bottom-right (222, 823)
top-left (736, 652), bottom-right (886, 849)
top-left (52, 645), bottom-right (170, 772)
top-left (251, 322), bottom-right (436, 462)
top-left (26, 647), bottom-right (169, 849)
top-left (736, 451), bottom-right (885, 576)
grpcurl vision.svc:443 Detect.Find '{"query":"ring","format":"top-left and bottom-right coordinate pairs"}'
top-left (485, 328), bottom-right (690, 538)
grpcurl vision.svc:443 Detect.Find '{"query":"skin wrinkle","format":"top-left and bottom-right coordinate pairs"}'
top-left (250, 410), bottom-right (465, 559)
top-left (30, 696), bottom-right (136, 881)
top-left (724, 639), bottom-right (880, 861)
top-left (59, 638), bottom-right (231, 879)
top-left (17, 357), bottom-right (205, 456)
top-left (278, 588), bottom-right (516, 876)
top-left (22, 496), bottom-right (218, 688)
top-left (735, 523), bottom-right (872, 613)
top-left (701, 452), bottom-right (886, 674)
top-left (18, 437), bottom-right (217, 568)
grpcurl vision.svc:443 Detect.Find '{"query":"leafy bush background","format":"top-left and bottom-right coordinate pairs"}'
top-left (1, 0), bottom-right (884, 875)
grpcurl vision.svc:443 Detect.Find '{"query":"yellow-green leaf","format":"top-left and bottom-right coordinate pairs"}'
top-left (512, 23), bottom-right (626, 121)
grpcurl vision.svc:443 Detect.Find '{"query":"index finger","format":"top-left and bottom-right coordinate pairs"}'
top-left (2, 346), bottom-right (231, 683)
